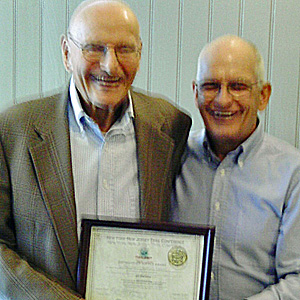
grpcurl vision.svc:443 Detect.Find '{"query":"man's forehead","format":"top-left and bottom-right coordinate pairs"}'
top-left (198, 47), bottom-right (257, 80)
top-left (70, 1), bottom-right (140, 41)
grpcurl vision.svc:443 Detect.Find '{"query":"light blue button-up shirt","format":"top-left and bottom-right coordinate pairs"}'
top-left (172, 121), bottom-right (300, 299)
top-left (68, 79), bottom-right (139, 238)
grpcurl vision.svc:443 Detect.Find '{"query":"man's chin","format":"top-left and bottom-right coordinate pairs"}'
top-left (87, 92), bottom-right (127, 109)
top-left (209, 128), bottom-right (239, 142)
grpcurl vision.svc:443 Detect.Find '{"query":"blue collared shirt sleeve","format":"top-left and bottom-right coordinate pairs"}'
top-left (247, 168), bottom-right (300, 300)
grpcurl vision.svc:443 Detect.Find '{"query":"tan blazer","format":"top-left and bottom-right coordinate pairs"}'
top-left (0, 87), bottom-right (191, 299)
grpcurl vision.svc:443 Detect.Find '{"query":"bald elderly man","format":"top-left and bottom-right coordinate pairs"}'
top-left (0, 0), bottom-right (191, 298)
top-left (172, 35), bottom-right (300, 299)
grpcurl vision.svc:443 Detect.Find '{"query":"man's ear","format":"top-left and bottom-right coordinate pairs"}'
top-left (60, 34), bottom-right (72, 73)
top-left (138, 40), bottom-right (143, 58)
top-left (136, 41), bottom-right (142, 72)
top-left (192, 80), bottom-right (200, 109)
top-left (258, 82), bottom-right (272, 111)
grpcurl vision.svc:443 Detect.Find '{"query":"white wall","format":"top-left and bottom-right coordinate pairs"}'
top-left (1, 0), bottom-right (300, 146)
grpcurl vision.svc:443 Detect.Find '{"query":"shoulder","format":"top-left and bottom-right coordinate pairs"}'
top-left (261, 133), bottom-right (300, 161)
top-left (131, 87), bottom-right (191, 137)
top-left (1, 92), bottom-right (62, 116)
top-left (251, 133), bottom-right (300, 182)
top-left (131, 88), bottom-right (192, 147)
top-left (131, 87), bottom-right (191, 120)
top-left (0, 91), bottom-right (66, 133)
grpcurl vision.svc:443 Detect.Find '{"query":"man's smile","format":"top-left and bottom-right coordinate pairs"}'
top-left (91, 75), bottom-right (121, 87)
top-left (207, 108), bottom-right (239, 120)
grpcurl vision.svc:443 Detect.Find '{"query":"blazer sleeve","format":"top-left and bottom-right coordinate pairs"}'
top-left (0, 141), bottom-right (82, 299)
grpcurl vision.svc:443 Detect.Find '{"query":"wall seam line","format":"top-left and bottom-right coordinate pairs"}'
top-left (13, 0), bottom-right (17, 104)
top-left (175, 0), bottom-right (184, 106)
top-left (147, 0), bottom-right (154, 92)
top-left (208, 0), bottom-right (213, 43)
top-left (238, 0), bottom-right (245, 37)
top-left (65, 0), bottom-right (70, 84)
top-left (295, 50), bottom-right (300, 148)
top-left (39, 0), bottom-right (43, 98)
top-left (265, 0), bottom-right (276, 134)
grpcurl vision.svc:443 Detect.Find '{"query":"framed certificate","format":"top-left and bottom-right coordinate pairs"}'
top-left (77, 219), bottom-right (215, 300)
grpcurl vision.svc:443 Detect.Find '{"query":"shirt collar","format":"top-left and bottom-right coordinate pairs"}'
top-left (69, 77), bottom-right (85, 132)
top-left (238, 118), bottom-right (264, 161)
top-left (69, 76), bottom-right (135, 132)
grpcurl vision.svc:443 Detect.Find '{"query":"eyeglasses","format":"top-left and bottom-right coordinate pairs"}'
top-left (196, 80), bottom-right (260, 100)
top-left (67, 33), bottom-right (141, 63)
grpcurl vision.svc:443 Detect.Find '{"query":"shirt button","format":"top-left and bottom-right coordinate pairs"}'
top-left (103, 179), bottom-right (109, 190)
top-left (220, 169), bottom-right (225, 176)
top-left (215, 202), bottom-right (221, 211)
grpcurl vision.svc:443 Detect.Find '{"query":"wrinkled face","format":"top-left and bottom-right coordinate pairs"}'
top-left (62, 3), bottom-right (141, 109)
top-left (194, 41), bottom-right (269, 148)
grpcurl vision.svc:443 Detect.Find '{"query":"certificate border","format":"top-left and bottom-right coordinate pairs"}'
top-left (77, 219), bottom-right (215, 300)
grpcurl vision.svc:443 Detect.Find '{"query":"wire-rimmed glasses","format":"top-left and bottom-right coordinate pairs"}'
top-left (67, 33), bottom-right (141, 63)
top-left (195, 80), bottom-right (260, 100)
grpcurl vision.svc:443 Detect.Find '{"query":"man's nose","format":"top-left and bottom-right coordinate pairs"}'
top-left (213, 84), bottom-right (233, 107)
top-left (100, 48), bottom-right (120, 74)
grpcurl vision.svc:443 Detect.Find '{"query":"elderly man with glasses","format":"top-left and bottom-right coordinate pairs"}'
top-left (171, 35), bottom-right (300, 299)
top-left (0, 0), bottom-right (191, 299)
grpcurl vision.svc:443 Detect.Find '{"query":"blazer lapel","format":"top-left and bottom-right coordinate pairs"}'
top-left (132, 92), bottom-right (175, 222)
top-left (28, 91), bottom-right (78, 283)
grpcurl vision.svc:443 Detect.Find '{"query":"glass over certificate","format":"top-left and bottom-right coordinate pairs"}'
top-left (78, 219), bottom-right (215, 300)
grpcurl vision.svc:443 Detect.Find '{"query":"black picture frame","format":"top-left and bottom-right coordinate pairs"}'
top-left (77, 218), bottom-right (215, 300)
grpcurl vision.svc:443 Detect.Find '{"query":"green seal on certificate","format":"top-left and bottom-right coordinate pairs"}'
top-left (168, 246), bottom-right (188, 267)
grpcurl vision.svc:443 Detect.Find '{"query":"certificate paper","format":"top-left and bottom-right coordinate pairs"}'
top-left (78, 220), bottom-right (214, 300)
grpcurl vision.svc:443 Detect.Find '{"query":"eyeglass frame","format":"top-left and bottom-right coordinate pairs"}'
top-left (67, 33), bottom-right (141, 63)
top-left (194, 79), bottom-right (261, 100)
